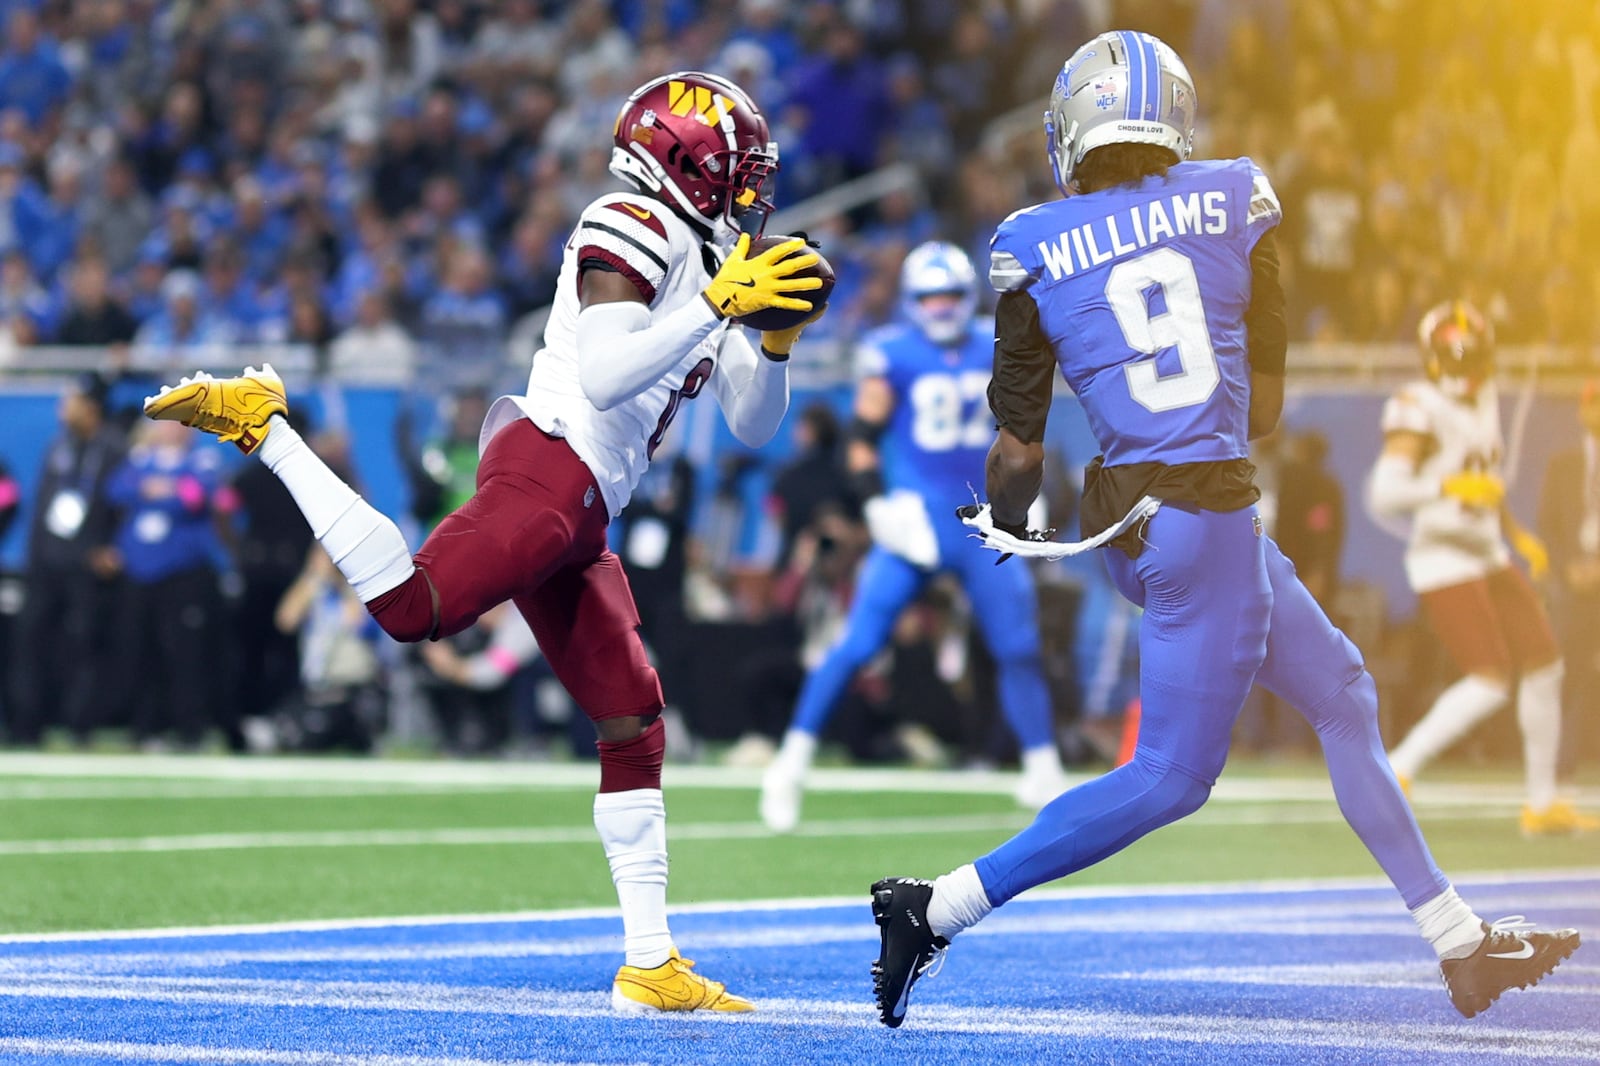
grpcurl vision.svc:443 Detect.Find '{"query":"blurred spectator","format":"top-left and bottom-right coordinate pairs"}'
top-left (419, 242), bottom-right (506, 390)
top-left (498, 211), bottom-right (561, 319)
top-left (1282, 120), bottom-right (1364, 338)
top-left (0, 456), bottom-right (16, 542)
top-left (7, 374), bottom-right (123, 746)
top-left (417, 603), bottom-right (530, 755)
top-left (272, 544), bottom-right (384, 753)
top-left (329, 289), bottom-right (416, 384)
top-left (78, 154), bottom-right (152, 277)
top-left (17, 152), bottom-right (82, 283)
top-left (786, 18), bottom-right (888, 191)
top-left (131, 269), bottom-right (239, 370)
top-left (228, 409), bottom-right (319, 735)
top-left (103, 420), bottom-right (229, 750)
top-left (397, 387), bottom-right (489, 530)
top-left (0, 248), bottom-right (54, 345)
top-left (56, 254), bottom-right (137, 346)
top-left (767, 402), bottom-right (849, 568)
top-left (0, 8), bottom-right (72, 129)
top-left (1275, 431), bottom-right (1345, 608)
top-left (230, 176), bottom-right (291, 283)
top-left (1538, 383), bottom-right (1600, 774)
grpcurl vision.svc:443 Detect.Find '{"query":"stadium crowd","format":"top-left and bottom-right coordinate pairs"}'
top-left (0, 1), bottom-right (1596, 763)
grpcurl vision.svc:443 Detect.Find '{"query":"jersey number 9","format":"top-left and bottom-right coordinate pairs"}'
top-left (1107, 247), bottom-right (1220, 413)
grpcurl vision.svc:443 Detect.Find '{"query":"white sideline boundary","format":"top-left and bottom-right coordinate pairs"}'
top-left (0, 1039), bottom-right (637, 1066)
top-left (1, 867), bottom-right (1594, 945)
top-left (1, 751), bottom-right (1590, 806)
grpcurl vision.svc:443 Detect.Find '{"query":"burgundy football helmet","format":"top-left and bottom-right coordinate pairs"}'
top-left (1418, 299), bottom-right (1494, 397)
top-left (610, 71), bottom-right (778, 239)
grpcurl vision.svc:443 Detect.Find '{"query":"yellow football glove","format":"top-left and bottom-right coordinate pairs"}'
top-left (759, 304), bottom-right (828, 359)
top-left (1507, 520), bottom-right (1550, 580)
top-left (1441, 470), bottom-right (1505, 510)
top-left (701, 234), bottom-right (822, 320)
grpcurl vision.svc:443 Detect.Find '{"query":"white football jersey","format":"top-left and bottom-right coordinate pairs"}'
top-left (1380, 378), bottom-right (1511, 592)
top-left (480, 192), bottom-right (728, 516)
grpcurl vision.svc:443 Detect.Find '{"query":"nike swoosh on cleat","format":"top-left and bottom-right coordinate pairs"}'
top-left (1487, 938), bottom-right (1536, 960)
top-left (890, 970), bottom-right (914, 1022)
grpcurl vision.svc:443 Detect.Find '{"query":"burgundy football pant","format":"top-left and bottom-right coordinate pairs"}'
top-left (365, 420), bottom-right (666, 787)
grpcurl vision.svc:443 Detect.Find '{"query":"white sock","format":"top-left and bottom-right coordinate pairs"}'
top-left (1410, 885), bottom-right (1486, 960)
top-left (594, 788), bottom-right (673, 969)
top-left (257, 415), bottom-right (415, 602)
top-left (927, 863), bottom-right (993, 941)
top-left (1517, 661), bottom-right (1563, 812)
top-left (1388, 675), bottom-right (1509, 779)
top-left (774, 729), bottom-right (818, 777)
top-left (1021, 744), bottom-right (1065, 780)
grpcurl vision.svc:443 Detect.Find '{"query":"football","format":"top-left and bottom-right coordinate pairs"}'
top-left (734, 235), bottom-right (835, 333)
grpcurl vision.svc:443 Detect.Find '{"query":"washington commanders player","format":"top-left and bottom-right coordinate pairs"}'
top-left (1369, 300), bottom-right (1596, 835)
top-left (143, 71), bottom-right (826, 1013)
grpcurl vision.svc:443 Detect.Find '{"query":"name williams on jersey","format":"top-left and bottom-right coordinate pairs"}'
top-left (1035, 189), bottom-right (1230, 280)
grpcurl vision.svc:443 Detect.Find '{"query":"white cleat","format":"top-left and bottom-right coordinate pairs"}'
top-left (1014, 766), bottom-right (1070, 810)
top-left (760, 763), bottom-right (803, 833)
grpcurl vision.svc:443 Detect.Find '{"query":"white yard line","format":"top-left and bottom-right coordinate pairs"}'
top-left (0, 802), bottom-right (1533, 857)
top-left (0, 751), bottom-right (1584, 806)
top-left (0, 978), bottom-right (1594, 1060)
top-left (0, 781), bottom-right (522, 801)
top-left (1, 867), bottom-right (1593, 945)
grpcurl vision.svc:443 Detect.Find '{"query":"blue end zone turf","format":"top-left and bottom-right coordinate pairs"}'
top-left (0, 874), bottom-right (1594, 1065)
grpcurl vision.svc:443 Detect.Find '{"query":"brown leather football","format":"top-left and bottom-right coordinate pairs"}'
top-left (734, 235), bottom-right (835, 333)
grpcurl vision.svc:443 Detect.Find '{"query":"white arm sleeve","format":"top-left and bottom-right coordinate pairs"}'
top-left (709, 327), bottom-right (789, 447)
top-left (576, 297), bottom-right (722, 411)
top-left (1367, 453), bottom-right (1440, 519)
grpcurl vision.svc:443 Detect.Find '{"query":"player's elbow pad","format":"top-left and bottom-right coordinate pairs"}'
top-left (1367, 454), bottom-right (1438, 518)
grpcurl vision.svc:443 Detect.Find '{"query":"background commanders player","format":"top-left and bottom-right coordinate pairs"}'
top-left (1370, 300), bottom-right (1597, 836)
top-left (143, 70), bottom-right (826, 1015)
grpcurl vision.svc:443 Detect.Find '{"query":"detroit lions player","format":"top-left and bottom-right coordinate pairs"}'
top-left (868, 31), bottom-right (1580, 1027)
top-left (760, 241), bottom-right (1069, 833)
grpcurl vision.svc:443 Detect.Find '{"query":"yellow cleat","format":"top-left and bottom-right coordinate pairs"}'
top-left (611, 949), bottom-right (754, 1014)
top-left (1396, 774), bottom-right (1413, 801)
top-left (1520, 800), bottom-right (1600, 837)
top-left (143, 364), bottom-right (287, 455)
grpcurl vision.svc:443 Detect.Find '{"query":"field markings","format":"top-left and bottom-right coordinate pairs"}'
top-left (2, 867), bottom-right (1594, 945)
top-left (0, 976), bottom-right (1595, 1061)
top-left (0, 802), bottom-right (1536, 857)
top-left (0, 1038), bottom-right (637, 1066)
top-left (0, 751), bottom-right (1585, 807)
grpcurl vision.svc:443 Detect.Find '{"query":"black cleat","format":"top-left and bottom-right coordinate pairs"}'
top-left (870, 877), bottom-right (949, 1028)
top-left (1440, 917), bottom-right (1581, 1018)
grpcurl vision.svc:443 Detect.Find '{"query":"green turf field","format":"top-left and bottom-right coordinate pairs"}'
top-left (0, 754), bottom-right (1595, 934)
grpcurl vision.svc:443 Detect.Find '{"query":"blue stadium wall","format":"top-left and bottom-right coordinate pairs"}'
top-left (0, 381), bottom-right (1581, 624)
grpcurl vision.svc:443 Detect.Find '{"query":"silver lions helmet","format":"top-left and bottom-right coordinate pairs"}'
top-left (1045, 30), bottom-right (1197, 194)
top-left (900, 241), bottom-right (978, 346)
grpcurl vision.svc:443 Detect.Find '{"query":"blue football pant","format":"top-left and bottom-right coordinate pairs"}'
top-left (789, 540), bottom-right (1055, 751)
top-left (975, 506), bottom-right (1447, 909)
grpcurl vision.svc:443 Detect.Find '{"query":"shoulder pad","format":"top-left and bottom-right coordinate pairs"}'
top-left (575, 195), bottom-right (673, 303)
top-left (1241, 157), bottom-right (1282, 232)
top-left (1381, 385), bottom-right (1434, 437)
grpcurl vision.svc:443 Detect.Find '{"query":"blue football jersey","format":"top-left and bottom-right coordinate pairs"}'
top-left (989, 157), bottom-right (1280, 468)
top-left (857, 319), bottom-right (997, 502)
